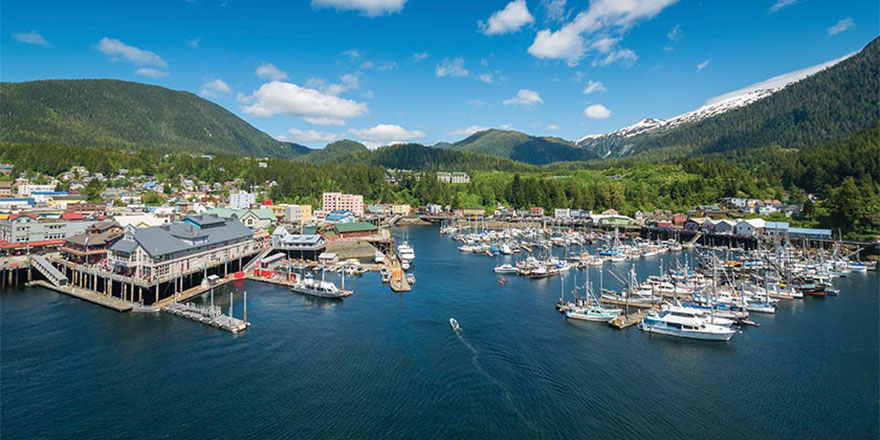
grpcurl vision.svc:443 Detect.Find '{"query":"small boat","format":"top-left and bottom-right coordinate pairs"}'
top-left (565, 305), bottom-right (620, 322)
top-left (449, 318), bottom-right (460, 331)
top-left (498, 278), bottom-right (508, 286)
top-left (374, 250), bottom-right (385, 264)
top-left (406, 273), bottom-right (416, 285)
top-left (290, 277), bottom-right (351, 299)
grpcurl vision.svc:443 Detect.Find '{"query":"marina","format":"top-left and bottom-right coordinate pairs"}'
top-left (1, 225), bottom-right (878, 439)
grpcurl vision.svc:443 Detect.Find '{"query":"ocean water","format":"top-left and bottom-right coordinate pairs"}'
top-left (2, 226), bottom-right (878, 439)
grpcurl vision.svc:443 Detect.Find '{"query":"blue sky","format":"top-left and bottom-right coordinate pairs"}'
top-left (3, 0), bottom-right (877, 148)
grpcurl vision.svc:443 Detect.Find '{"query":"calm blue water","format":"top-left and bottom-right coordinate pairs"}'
top-left (2, 226), bottom-right (878, 439)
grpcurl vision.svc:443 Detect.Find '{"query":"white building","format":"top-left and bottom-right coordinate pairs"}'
top-left (735, 219), bottom-right (766, 237)
top-left (229, 191), bottom-right (256, 210)
top-left (554, 208), bottom-right (570, 219)
top-left (17, 184), bottom-right (56, 197)
top-left (322, 192), bottom-right (364, 217)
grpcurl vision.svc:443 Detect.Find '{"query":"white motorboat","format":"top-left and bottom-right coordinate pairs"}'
top-left (291, 277), bottom-right (351, 299)
top-left (374, 250), bottom-right (385, 264)
top-left (449, 317), bottom-right (460, 331)
top-left (493, 263), bottom-right (519, 274)
top-left (398, 241), bottom-right (415, 263)
top-left (638, 311), bottom-right (735, 341)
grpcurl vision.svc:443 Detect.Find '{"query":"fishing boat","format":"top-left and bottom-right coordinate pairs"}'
top-left (638, 311), bottom-right (736, 341)
top-left (449, 318), bottom-right (460, 331)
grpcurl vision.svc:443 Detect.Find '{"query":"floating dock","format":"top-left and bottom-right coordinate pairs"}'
top-left (609, 310), bottom-right (649, 329)
top-left (162, 301), bottom-right (249, 333)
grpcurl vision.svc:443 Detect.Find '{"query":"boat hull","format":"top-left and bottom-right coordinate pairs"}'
top-left (638, 323), bottom-right (734, 341)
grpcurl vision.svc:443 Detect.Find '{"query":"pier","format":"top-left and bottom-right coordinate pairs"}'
top-left (161, 290), bottom-right (249, 333)
top-left (609, 310), bottom-right (649, 329)
top-left (26, 280), bottom-right (133, 312)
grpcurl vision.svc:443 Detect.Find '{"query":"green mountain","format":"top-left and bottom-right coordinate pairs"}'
top-left (339, 142), bottom-right (536, 172)
top-left (446, 129), bottom-right (599, 165)
top-left (301, 139), bottom-right (368, 163)
top-left (0, 79), bottom-right (300, 158)
top-left (578, 37), bottom-right (880, 159)
top-left (281, 142), bottom-right (313, 156)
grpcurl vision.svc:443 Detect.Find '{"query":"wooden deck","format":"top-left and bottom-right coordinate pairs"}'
top-left (609, 310), bottom-right (649, 329)
top-left (28, 280), bottom-right (133, 312)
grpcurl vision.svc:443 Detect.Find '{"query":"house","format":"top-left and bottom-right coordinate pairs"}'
top-left (735, 219), bottom-right (766, 236)
top-left (554, 208), bottom-right (570, 219)
top-left (236, 208), bottom-right (275, 230)
top-left (114, 214), bottom-right (170, 228)
top-left (391, 204), bottom-right (411, 216)
top-left (529, 207), bottom-right (544, 217)
top-left (435, 171), bottom-right (470, 184)
top-left (672, 213), bottom-right (688, 226)
top-left (107, 214), bottom-right (256, 280)
top-left (684, 217), bottom-right (710, 232)
top-left (462, 208), bottom-right (485, 218)
top-left (0, 181), bottom-right (12, 197)
top-left (61, 221), bottom-right (123, 264)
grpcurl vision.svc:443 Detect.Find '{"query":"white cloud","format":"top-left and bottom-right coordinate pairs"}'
top-left (349, 124), bottom-right (426, 148)
top-left (135, 68), bottom-right (168, 78)
top-left (12, 31), bottom-right (49, 46)
top-left (241, 81), bottom-right (368, 123)
top-left (478, 73), bottom-right (495, 83)
top-left (706, 52), bottom-right (854, 105)
top-left (827, 18), bottom-right (854, 35)
top-left (98, 37), bottom-right (166, 67)
top-left (503, 89), bottom-right (543, 107)
top-left (360, 61), bottom-right (375, 69)
top-left (582, 79), bottom-right (605, 93)
top-left (200, 79), bottom-right (231, 98)
top-left (546, 124), bottom-right (560, 130)
top-left (592, 48), bottom-right (637, 67)
top-left (378, 61), bottom-right (398, 70)
top-left (304, 117), bottom-right (347, 126)
top-left (342, 48), bottom-right (361, 59)
top-left (413, 52), bottom-right (430, 62)
top-left (583, 104), bottom-right (611, 119)
top-left (236, 92), bottom-right (254, 104)
top-left (448, 125), bottom-right (489, 136)
top-left (255, 63), bottom-right (289, 81)
top-left (697, 59), bottom-right (710, 71)
top-left (768, 0), bottom-right (797, 13)
top-left (306, 74), bottom-right (360, 96)
top-left (542, 0), bottom-right (568, 23)
top-left (667, 24), bottom-right (682, 41)
top-left (283, 128), bottom-right (339, 143)
top-left (187, 38), bottom-right (201, 48)
top-left (479, 0), bottom-right (535, 36)
top-left (468, 99), bottom-right (485, 107)
top-left (436, 57), bottom-right (469, 77)
top-left (362, 90), bottom-right (375, 98)
top-left (312, 0), bottom-right (406, 17)
top-left (528, 0), bottom-right (677, 65)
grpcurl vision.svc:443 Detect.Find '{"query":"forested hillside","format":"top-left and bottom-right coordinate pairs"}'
top-left (444, 129), bottom-right (598, 165)
top-left (0, 79), bottom-right (298, 158)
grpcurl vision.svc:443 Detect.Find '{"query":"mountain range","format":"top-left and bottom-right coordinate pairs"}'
top-left (0, 37), bottom-right (876, 167)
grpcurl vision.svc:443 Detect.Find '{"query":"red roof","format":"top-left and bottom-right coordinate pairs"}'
top-left (7, 213), bottom-right (37, 221)
top-left (261, 199), bottom-right (274, 205)
top-left (61, 212), bottom-right (84, 220)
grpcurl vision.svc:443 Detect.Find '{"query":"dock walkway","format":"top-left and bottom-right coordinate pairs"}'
top-left (28, 280), bottom-right (133, 312)
top-left (162, 302), bottom-right (249, 333)
top-left (609, 310), bottom-right (649, 329)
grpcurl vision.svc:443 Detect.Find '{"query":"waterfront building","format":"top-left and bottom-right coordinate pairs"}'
top-left (325, 210), bottom-right (355, 224)
top-left (555, 208), bottom-right (570, 219)
top-left (591, 214), bottom-right (636, 226)
top-left (684, 217), bottom-right (710, 231)
top-left (61, 221), bottom-right (123, 264)
top-left (788, 227), bottom-right (833, 239)
top-left (107, 214), bottom-right (255, 279)
top-left (271, 226), bottom-right (325, 260)
top-left (0, 213), bottom-right (96, 254)
top-left (229, 190), bottom-right (256, 210)
top-left (735, 218), bottom-right (766, 236)
top-left (322, 192), bottom-right (364, 217)
top-left (712, 219), bottom-right (737, 234)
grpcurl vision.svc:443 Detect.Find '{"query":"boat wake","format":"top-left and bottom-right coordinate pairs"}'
top-left (455, 332), bottom-right (534, 429)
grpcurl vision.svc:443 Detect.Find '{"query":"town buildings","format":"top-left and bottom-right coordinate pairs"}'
top-left (61, 221), bottom-right (123, 264)
top-left (0, 213), bottom-right (96, 254)
top-left (321, 192), bottom-right (364, 217)
top-left (229, 190), bottom-right (256, 210)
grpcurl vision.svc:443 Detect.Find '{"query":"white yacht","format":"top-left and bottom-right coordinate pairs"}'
top-left (638, 310), bottom-right (735, 341)
top-left (290, 277), bottom-right (351, 299)
top-left (398, 242), bottom-right (415, 263)
top-left (493, 263), bottom-right (519, 274)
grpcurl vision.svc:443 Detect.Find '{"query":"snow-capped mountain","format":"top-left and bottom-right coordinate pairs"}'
top-left (575, 51), bottom-right (853, 158)
top-left (576, 88), bottom-right (780, 157)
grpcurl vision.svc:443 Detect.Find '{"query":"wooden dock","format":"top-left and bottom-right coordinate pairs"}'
top-left (609, 310), bottom-right (649, 329)
top-left (153, 276), bottom-right (237, 308)
top-left (162, 301), bottom-right (249, 333)
top-left (27, 280), bottom-right (133, 312)
top-left (387, 258), bottom-right (411, 293)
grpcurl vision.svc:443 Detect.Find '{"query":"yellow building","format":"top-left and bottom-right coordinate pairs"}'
top-left (392, 204), bottom-right (412, 216)
top-left (272, 204), bottom-right (313, 226)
